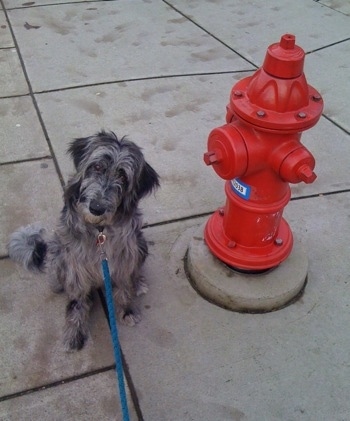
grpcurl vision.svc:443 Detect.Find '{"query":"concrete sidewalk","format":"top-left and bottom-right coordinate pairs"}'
top-left (0, 1), bottom-right (349, 420)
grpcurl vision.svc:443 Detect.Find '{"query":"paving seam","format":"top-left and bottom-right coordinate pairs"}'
top-left (313, 1), bottom-right (350, 18)
top-left (143, 188), bottom-right (350, 229)
top-left (0, 156), bottom-right (53, 167)
top-left (305, 36), bottom-right (350, 54)
top-left (162, 0), bottom-right (259, 68)
top-left (322, 114), bottom-right (350, 135)
top-left (31, 70), bottom-right (255, 95)
top-left (1, 3), bottom-right (65, 188)
top-left (0, 93), bottom-right (30, 100)
top-left (0, 364), bottom-right (116, 403)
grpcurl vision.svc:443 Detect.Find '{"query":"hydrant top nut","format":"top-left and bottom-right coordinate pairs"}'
top-left (263, 34), bottom-right (305, 79)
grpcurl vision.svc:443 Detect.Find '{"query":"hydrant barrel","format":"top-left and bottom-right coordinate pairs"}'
top-left (222, 175), bottom-right (291, 248)
top-left (204, 34), bottom-right (323, 271)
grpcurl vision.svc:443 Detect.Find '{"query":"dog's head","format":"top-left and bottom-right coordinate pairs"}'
top-left (64, 131), bottom-right (159, 226)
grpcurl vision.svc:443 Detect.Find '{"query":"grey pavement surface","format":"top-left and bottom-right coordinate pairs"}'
top-left (0, 1), bottom-right (349, 420)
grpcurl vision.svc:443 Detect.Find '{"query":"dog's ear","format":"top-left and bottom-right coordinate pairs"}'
top-left (61, 176), bottom-right (82, 231)
top-left (64, 176), bottom-right (81, 209)
top-left (137, 162), bottom-right (160, 199)
top-left (67, 137), bottom-right (90, 170)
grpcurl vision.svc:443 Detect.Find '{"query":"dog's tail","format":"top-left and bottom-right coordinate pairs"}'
top-left (8, 224), bottom-right (48, 272)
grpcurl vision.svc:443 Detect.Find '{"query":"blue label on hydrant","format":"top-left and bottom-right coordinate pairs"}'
top-left (231, 178), bottom-right (251, 200)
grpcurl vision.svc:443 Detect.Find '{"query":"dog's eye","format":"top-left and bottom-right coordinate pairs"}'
top-left (93, 163), bottom-right (103, 173)
top-left (116, 169), bottom-right (127, 183)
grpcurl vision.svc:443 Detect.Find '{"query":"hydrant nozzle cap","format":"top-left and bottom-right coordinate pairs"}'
top-left (263, 34), bottom-right (305, 79)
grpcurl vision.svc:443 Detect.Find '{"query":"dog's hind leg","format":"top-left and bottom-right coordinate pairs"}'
top-left (63, 293), bottom-right (92, 351)
top-left (48, 266), bottom-right (65, 293)
top-left (135, 276), bottom-right (149, 296)
top-left (46, 235), bottom-right (66, 293)
top-left (133, 231), bottom-right (149, 296)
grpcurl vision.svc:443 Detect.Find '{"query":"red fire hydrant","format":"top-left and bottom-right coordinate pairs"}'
top-left (204, 34), bottom-right (323, 271)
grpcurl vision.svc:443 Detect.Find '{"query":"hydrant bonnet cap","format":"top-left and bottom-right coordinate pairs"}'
top-left (263, 34), bottom-right (305, 79)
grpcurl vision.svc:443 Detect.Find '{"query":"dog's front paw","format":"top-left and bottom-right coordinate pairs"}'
top-left (121, 308), bottom-right (141, 326)
top-left (64, 329), bottom-right (87, 352)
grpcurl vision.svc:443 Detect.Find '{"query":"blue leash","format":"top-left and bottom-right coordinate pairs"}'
top-left (98, 231), bottom-right (130, 421)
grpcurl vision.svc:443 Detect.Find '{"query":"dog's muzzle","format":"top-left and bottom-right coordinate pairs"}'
top-left (89, 199), bottom-right (106, 216)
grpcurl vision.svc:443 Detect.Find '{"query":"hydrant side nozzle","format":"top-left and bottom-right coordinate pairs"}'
top-left (205, 125), bottom-right (248, 180)
top-left (204, 149), bottom-right (223, 166)
top-left (279, 147), bottom-right (316, 184)
top-left (297, 164), bottom-right (317, 184)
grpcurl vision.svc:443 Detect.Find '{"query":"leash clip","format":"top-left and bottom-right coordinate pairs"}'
top-left (97, 230), bottom-right (107, 258)
top-left (97, 232), bottom-right (106, 246)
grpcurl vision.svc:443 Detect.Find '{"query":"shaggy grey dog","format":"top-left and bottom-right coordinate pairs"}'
top-left (8, 131), bottom-right (159, 351)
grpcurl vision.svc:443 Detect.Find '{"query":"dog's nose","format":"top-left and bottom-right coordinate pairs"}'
top-left (89, 200), bottom-right (106, 216)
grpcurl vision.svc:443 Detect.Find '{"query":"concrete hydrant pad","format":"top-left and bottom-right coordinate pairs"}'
top-left (186, 223), bottom-right (308, 313)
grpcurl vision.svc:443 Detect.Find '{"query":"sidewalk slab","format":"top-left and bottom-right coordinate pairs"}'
top-left (35, 74), bottom-right (350, 225)
top-left (0, 49), bottom-right (28, 97)
top-left (305, 39), bottom-right (350, 132)
top-left (7, 1), bottom-right (253, 92)
top-left (4, 0), bottom-right (95, 7)
top-left (0, 96), bottom-right (50, 164)
top-left (0, 10), bottom-right (13, 48)
top-left (34, 73), bottom-right (235, 224)
top-left (0, 259), bottom-right (114, 396)
top-left (0, 370), bottom-right (138, 421)
top-left (0, 159), bottom-right (62, 257)
top-left (320, 0), bottom-right (350, 15)
top-left (290, 115), bottom-right (350, 196)
top-left (167, 0), bottom-right (350, 65)
top-left (119, 193), bottom-right (350, 421)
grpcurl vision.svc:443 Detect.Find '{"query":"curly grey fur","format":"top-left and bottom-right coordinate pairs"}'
top-left (8, 131), bottom-right (159, 351)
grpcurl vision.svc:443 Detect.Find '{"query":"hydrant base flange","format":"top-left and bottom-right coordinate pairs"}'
top-left (205, 209), bottom-right (293, 270)
top-left (186, 223), bottom-right (308, 313)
